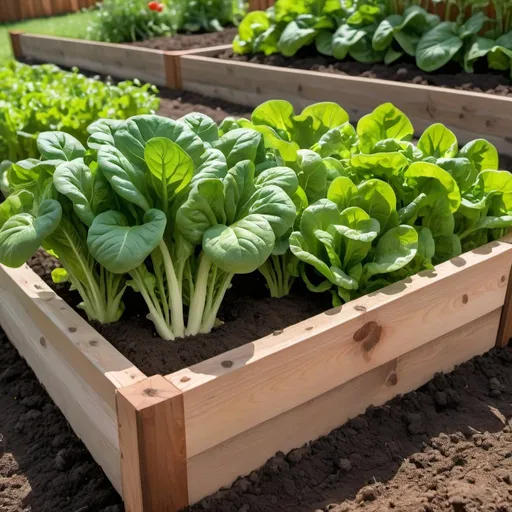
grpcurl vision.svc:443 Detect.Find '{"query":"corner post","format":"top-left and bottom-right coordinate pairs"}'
top-left (116, 375), bottom-right (188, 512)
top-left (9, 31), bottom-right (23, 60)
top-left (163, 52), bottom-right (182, 89)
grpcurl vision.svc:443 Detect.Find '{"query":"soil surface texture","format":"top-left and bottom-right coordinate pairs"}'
top-left (131, 28), bottom-right (236, 51)
top-left (219, 49), bottom-right (512, 97)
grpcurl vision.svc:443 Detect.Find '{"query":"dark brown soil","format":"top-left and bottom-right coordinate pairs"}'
top-left (131, 28), bottom-right (236, 51)
top-left (219, 49), bottom-right (512, 97)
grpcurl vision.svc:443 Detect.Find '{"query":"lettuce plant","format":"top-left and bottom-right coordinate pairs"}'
top-left (0, 131), bottom-right (127, 323)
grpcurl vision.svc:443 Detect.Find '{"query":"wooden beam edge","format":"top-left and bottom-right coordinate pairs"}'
top-left (9, 31), bottom-right (23, 59)
top-left (497, 261), bottom-right (512, 348)
top-left (116, 375), bottom-right (189, 512)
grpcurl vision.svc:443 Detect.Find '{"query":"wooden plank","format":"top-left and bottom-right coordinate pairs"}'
top-left (0, 264), bottom-right (146, 408)
top-left (168, 239), bottom-right (512, 459)
top-left (497, 262), bottom-right (512, 347)
top-left (9, 31), bottom-right (23, 60)
top-left (117, 376), bottom-right (189, 512)
top-left (180, 55), bottom-right (512, 156)
top-left (18, 33), bottom-right (167, 86)
top-left (0, 265), bottom-right (129, 494)
top-left (187, 308), bottom-right (500, 503)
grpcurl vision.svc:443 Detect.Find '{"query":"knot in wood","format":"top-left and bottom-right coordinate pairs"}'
top-left (143, 388), bottom-right (158, 397)
top-left (221, 360), bottom-right (233, 369)
top-left (353, 321), bottom-right (382, 352)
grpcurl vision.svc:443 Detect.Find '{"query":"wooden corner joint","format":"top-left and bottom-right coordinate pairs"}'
top-left (9, 31), bottom-right (23, 60)
top-left (116, 375), bottom-right (189, 512)
top-left (163, 52), bottom-right (182, 89)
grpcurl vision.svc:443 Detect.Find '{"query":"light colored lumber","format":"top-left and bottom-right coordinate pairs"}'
top-left (168, 239), bottom-right (512, 459)
top-left (17, 33), bottom-right (167, 86)
top-left (0, 264), bottom-right (136, 494)
top-left (117, 375), bottom-right (188, 512)
top-left (187, 308), bottom-right (500, 503)
top-left (180, 55), bottom-right (512, 156)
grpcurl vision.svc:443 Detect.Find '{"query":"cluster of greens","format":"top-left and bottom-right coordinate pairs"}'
top-left (87, 0), bottom-right (246, 43)
top-left (0, 114), bottom-right (297, 339)
top-left (220, 100), bottom-right (512, 304)
top-left (1, 102), bottom-right (510, 341)
top-left (234, 0), bottom-right (512, 76)
top-left (0, 61), bottom-right (159, 165)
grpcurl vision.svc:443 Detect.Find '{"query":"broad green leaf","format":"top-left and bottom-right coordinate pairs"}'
top-left (203, 214), bottom-right (275, 274)
top-left (254, 166), bottom-right (299, 197)
top-left (51, 268), bottom-right (69, 284)
top-left (458, 139), bottom-right (499, 172)
top-left (0, 190), bottom-right (34, 227)
top-left (433, 233), bottom-right (462, 264)
top-left (464, 37), bottom-right (496, 72)
top-left (88, 209), bottom-right (167, 273)
top-left (436, 157), bottom-right (477, 192)
top-left (179, 113), bottom-right (218, 144)
top-left (213, 128), bottom-right (264, 167)
top-left (37, 132), bottom-right (85, 162)
top-left (296, 150), bottom-right (329, 203)
top-left (332, 24), bottom-right (366, 60)
top-left (327, 176), bottom-right (358, 211)
top-left (223, 160), bottom-right (257, 225)
top-left (351, 179), bottom-right (397, 230)
top-left (357, 103), bottom-right (414, 153)
top-left (0, 200), bottom-right (62, 267)
top-left (416, 22), bottom-right (462, 72)
top-left (458, 12), bottom-right (489, 39)
top-left (98, 146), bottom-right (150, 212)
top-left (418, 123), bottom-right (458, 159)
top-left (54, 159), bottom-right (96, 226)
top-left (277, 21), bottom-right (317, 56)
top-left (115, 115), bottom-right (204, 168)
top-left (233, 11), bottom-right (271, 54)
top-left (87, 119), bottom-right (123, 150)
top-left (251, 100), bottom-right (295, 140)
top-left (144, 137), bottom-right (194, 207)
top-left (364, 225), bottom-right (418, 278)
top-left (373, 15), bottom-right (402, 51)
top-left (350, 152), bottom-right (409, 180)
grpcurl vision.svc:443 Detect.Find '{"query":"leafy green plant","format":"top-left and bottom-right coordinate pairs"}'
top-left (234, 0), bottom-right (511, 77)
top-left (0, 61), bottom-right (159, 165)
top-left (88, 0), bottom-right (246, 44)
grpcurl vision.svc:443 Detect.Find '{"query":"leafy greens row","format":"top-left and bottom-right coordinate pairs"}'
top-left (233, 0), bottom-right (512, 76)
top-left (0, 61), bottom-right (159, 165)
top-left (1, 101), bottom-right (510, 341)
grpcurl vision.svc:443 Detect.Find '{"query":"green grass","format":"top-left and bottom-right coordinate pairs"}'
top-left (0, 10), bottom-right (97, 64)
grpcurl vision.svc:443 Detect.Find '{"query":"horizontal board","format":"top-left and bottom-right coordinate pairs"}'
top-left (18, 33), bottom-right (167, 86)
top-left (169, 239), bottom-right (512, 459)
top-left (187, 308), bottom-right (500, 503)
top-left (0, 263), bottom-right (143, 494)
top-left (180, 55), bottom-right (512, 156)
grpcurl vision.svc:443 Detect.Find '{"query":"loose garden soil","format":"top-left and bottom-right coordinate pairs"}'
top-left (219, 49), bottom-right (512, 97)
top-left (131, 28), bottom-right (237, 51)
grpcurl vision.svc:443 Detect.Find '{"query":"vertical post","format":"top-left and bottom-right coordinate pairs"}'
top-left (116, 375), bottom-right (189, 512)
top-left (497, 266), bottom-right (512, 348)
top-left (9, 31), bottom-right (23, 60)
top-left (163, 52), bottom-right (182, 89)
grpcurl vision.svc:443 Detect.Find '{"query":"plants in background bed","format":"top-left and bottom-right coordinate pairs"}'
top-left (87, 0), bottom-right (246, 44)
top-left (233, 0), bottom-right (512, 77)
top-left (0, 61), bottom-right (159, 164)
top-left (0, 102), bottom-right (510, 340)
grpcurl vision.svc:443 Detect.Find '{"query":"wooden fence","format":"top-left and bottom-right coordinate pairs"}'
top-left (1, 0), bottom-right (97, 23)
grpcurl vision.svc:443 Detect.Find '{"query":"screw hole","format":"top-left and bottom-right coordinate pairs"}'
top-left (462, 294), bottom-right (469, 304)
top-left (221, 360), bottom-right (233, 369)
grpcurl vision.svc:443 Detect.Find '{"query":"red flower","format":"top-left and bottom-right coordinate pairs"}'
top-left (156, 3), bottom-right (164, 12)
top-left (148, 1), bottom-right (159, 11)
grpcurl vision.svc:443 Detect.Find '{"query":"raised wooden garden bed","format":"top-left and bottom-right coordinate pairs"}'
top-left (10, 31), bottom-right (512, 157)
top-left (1, 234), bottom-right (512, 511)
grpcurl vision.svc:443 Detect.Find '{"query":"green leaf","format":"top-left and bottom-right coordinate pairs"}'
top-left (254, 166), bottom-right (299, 197)
top-left (357, 103), bottom-right (414, 153)
top-left (87, 209), bottom-right (167, 273)
top-left (51, 268), bottom-right (69, 284)
top-left (458, 12), bottom-right (489, 39)
top-left (144, 137), bottom-right (194, 207)
top-left (351, 179), bottom-right (397, 230)
top-left (277, 21), bottom-right (317, 56)
top-left (416, 22), bottom-right (462, 72)
top-left (332, 24), bottom-right (366, 60)
top-left (98, 146), bottom-right (150, 212)
top-left (364, 225), bottom-right (418, 278)
top-left (327, 176), bottom-right (358, 211)
top-left (213, 128), bottom-right (264, 167)
top-left (296, 150), bottom-right (329, 203)
top-left (373, 15), bottom-right (402, 51)
top-left (115, 115), bottom-right (205, 168)
top-left (418, 123), bottom-right (458, 159)
top-left (458, 139), bottom-right (499, 172)
top-left (251, 100), bottom-right (295, 140)
top-left (0, 200), bottom-right (62, 267)
top-left (37, 132), bottom-right (86, 162)
top-left (350, 152), bottom-right (409, 180)
top-left (87, 119), bottom-right (123, 150)
top-left (203, 214), bottom-right (275, 274)
top-left (433, 233), bottom-right (462, 264)
top-left (179, 113), bottom-right (218, 144)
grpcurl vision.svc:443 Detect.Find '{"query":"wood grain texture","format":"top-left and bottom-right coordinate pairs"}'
top-left (180, 55), bottom-right (512, 156)
top-left (1, 0), bottom-right (97, 22)
top-left (187, 308), bottom-right (500, 503)
top-left (0, 264), bottom-right (136, 494)
top-left (9, 31), bottom-right (23, 59)
top-left (117, 375), bottom-right (188, 512)
top-left (168, 239), bottom-right (512, 460)
top-left (17, 33), bottom-right (167, 86)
